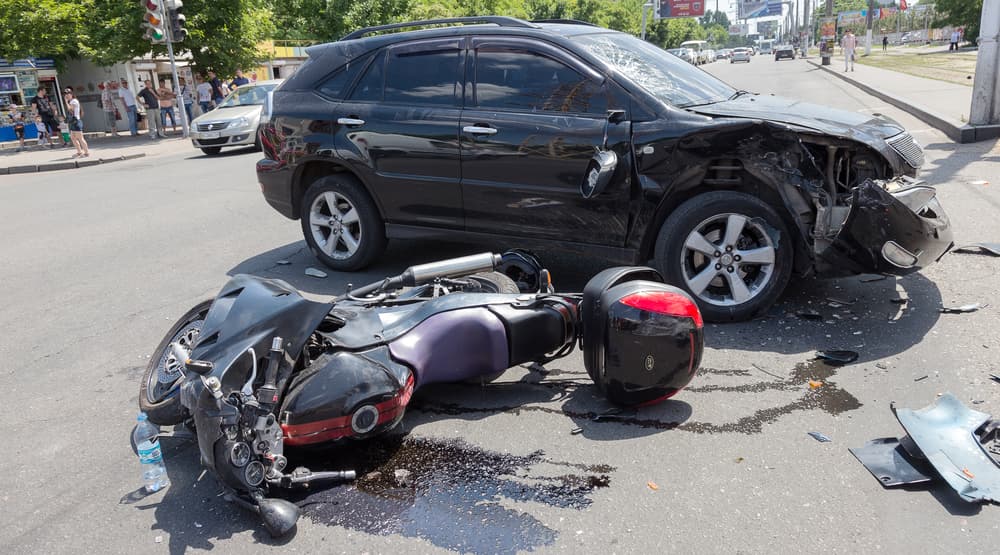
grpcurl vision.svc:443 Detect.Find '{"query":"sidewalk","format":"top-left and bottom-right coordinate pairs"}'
top-left (0, 131), bottom-right (187, 175)
top-left (807, 52), bottom-right (998, 143)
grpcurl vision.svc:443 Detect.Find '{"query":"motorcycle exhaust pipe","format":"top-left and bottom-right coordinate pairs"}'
top-left (401, 252), bottom-right (501, 286)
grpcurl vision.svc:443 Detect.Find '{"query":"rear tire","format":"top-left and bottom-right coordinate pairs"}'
top-left (466, 271), bottom-right (519, 294)
top-left (201, 147), bottom-right (222, 155)
top-left (139, 300), bottom-right (212, 425)
top-left (301, 174), bottom-right (386, 271)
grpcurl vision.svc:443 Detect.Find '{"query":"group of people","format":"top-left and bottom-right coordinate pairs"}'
top-left (10, 87), bottom-right (85, 156)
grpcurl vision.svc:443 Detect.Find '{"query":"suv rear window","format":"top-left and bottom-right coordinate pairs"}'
top-left (349, 50), bottom-right (386, 102)
top-left (474, 49), bottom-right (605, 114)
top-left (318, 53), bottom-right (374, 100)
top-left (383, 48), bottom-right (461, 106)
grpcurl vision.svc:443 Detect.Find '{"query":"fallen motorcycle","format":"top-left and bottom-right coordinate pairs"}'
top-left (138, 252), bottom-right (704, 536)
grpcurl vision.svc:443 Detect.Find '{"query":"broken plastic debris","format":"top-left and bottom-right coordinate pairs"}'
top-left (914, 375), bottom-right (929, 382)
top-left (969, 180), bottom-right (990, 186)
top-left (815, 350), bottom-right (859, 365)
top-left (275, 259), bottom-right (291, 265)
top-left (809, 380), bottom-right (824, 389)
top-left (939, 303), bottom-right (984, 314)
top-left (194, 522), bottom-right (202, 528)
top-left (796, 309), bottom-right (822, 320)
top-left (963, 468), bottom-right (976, 479)
top-left (860, 275), bottom-right (888, 283)
top-left (394, 468), bottom-right (413, 487)
top-left (155, 536), bottom-right (163, 544)
top-left (305, 267), bottom-right (328, 278)
top-left (735, 457), bottom-right (745, 463)
top-left (807, 431), bottom-right (832, 443)
top-left (826, 296), bottom-right (856, 305)
top-left (570, 427), bottom-right (584, 435)
top-left (953, 243), bottom-right (1000, 256)
top-left (890, 298), bottom-right (908, 305)
top-left (647, 481), bottom-right (659, 491)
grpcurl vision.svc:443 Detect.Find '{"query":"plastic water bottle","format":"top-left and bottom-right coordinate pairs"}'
top-left (133, 412), bottom-right (170, 492)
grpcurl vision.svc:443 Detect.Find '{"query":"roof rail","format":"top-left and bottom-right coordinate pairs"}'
top-left (341, 16), bottom-right (539, 41)
top-left (530, 19), bottom-right (598, 27)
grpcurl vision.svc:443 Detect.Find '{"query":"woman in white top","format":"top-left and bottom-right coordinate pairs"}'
top-left (63, 88), bottom-right (89, 158)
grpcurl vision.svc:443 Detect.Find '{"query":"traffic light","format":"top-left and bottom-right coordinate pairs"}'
top-left (142, 0), bottom-right (166, 43)
top-left (166, 0), bottom-right (187, 42)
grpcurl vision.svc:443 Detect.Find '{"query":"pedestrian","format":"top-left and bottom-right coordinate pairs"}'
top-left (882, 35), bottom-right (888, 52)
top-left (63, 87), bottom-right (90, 158)
top-left (950, 29), bottom-right (960, 51)
top-left (118, 79), bottom-right (138, 136)
top-left (195, 74), bottom-right (213, 115)
top-left (841, 30), bottom-right (857, 72)
top-left (34, 115), bottom-right (50, 147)
top-left (230, 69), bottom-right (249, 90)
top-left (29, 87), bottom-right (59, 142)
top-left (178, 77), bottom-right (194, 124)
top-left (57, 115), bottom-right (71, 146)
top-left (101, 81), bottom-right (120, 137)
top-left (137, 79), bottom-right (164, 139)
top-left (12, 112), bottom-right (26, 152)
top-left (157, 79), bottom-right (178, 132)
top-left (208, 70), bottom-right (226, 105)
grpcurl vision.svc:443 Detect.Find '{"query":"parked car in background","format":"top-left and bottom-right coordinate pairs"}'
top-left (667, 47), bottom-right (696, 64)
top-left (716, 49), bottom-right (732, 60)
top-left (680, 39), bottom-right (710, 64)
top-left (731, 47), bottom-right (751, 63)
top-left (774, 44), bottom-right (796, 61)
top-left (702, 49), bottom-right (716, 63)
top-left (258, 16), bottom-right (951, 322)
top-left (190, 79), bottom-right (282, 155)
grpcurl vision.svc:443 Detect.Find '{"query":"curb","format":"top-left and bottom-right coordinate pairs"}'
top-left (805, 59), bottom-right (994, 143)
top-left (0, 152), bottom-right (147, 175)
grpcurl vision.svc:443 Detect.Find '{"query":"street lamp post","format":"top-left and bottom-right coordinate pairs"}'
top-left (641, 1), bottom-right (655, 40)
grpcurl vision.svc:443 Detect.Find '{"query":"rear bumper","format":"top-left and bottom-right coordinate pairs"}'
top-left (817, 180), bottom-right (952, 276)
top-left (256, 159), bottom-right (297, 219)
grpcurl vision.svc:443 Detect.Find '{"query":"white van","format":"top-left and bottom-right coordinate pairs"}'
top-left (679, 40), bottom-right (711, 65)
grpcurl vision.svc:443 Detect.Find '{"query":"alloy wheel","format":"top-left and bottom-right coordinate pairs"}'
top-left (309, 191), bottom-right (362, 260)
top-left (679, 213), bottom-right (776, 307)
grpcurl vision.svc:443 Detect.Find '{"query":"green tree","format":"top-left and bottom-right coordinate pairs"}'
top-left (0, 0), bottom-right (84, 65)
top-left (933, 0), bottom-right (982, 44)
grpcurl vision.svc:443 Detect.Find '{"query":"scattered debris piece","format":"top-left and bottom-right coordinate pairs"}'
top-left (809, 380), bottom-right (824, 389)
top-left (875, 362), bottom-right (889, 369)
top-left (860, 275), bottom-right (888, 283)
top-left (826, 296), bottom-right (857, 305)
top-left (807, 431), bottom-right (832, 443)
top-left (914, 375), bottom-right (928, 382)
top-left (969, 180), bottom-right (990, 186)
top-left (735, 457), bottom-right (745, 463)
top-left (849, 437), bottom-right (935, 487)
top-left (890, 298), bottom-right (908, 305)
top-left (953, 243), bottom-right (1000, 256)
top-left (939, 303), bottom-right (985, 314)
top-left (990, 374), bottom-right (1000, 384)
top-left (570, 428), bottom-right (584, 435)
top-left (647, 481), bottom-right (659, 491)
top-left (155, 536), bottom-right (163, 544)
top-left (304, 267), bottom-right (328, 278)
top-left (194, 522), bottom-right (203, 528)
top-left (750, 363), bottom-right (786, 380)
top-left (796, 309), bottom-right (823, 320)
top-left (592, 407), bottom-right (627, 422)
top-left (394, 469), bottom-right (413, 487)
top-left (275, 259), bottom-right (292, 265)
top-left (815, 350), bottom-right (859, 365)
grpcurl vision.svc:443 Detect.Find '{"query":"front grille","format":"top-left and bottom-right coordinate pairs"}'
top-left (197, 137), bottom-right (229, 146)
top-left (887, 132), bottom-right (924, 169)
top-left (197, 121), bottom-right (231, 132)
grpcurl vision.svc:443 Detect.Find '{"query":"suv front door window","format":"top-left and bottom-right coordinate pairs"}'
top-left (460, 41), bottom-right (630, 245)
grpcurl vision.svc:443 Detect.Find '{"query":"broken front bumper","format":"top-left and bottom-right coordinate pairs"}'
top-left (817, 180), bottom-right (953, 277)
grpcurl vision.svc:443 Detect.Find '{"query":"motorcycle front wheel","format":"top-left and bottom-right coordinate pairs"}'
top-left (139, 300), bottom-right (212, 425)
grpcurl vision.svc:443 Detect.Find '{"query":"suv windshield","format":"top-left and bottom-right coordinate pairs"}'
top-left (573, 32), bottom-right (735, 109)
top-left (218, 84), bottom-right (277, 108)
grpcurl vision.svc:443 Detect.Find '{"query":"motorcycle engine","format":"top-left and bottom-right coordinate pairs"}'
top-left (214, 394), bottom-right (287, 492)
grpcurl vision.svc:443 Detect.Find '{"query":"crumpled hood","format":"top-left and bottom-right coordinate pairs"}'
top-left (690, 94), bottom-right (905, 139)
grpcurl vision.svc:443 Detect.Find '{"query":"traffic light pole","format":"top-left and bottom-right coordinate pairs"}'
top-left (164, 35), bottom-right (189, 138)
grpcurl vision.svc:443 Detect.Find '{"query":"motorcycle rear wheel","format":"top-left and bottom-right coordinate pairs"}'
top-left (139, 300), bottom-right (212, 425)
top-left (466, 271), bottom-right (519, 294)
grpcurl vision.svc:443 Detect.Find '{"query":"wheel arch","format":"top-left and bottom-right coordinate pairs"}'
top-left (291, 160), bottom-right (385, 221)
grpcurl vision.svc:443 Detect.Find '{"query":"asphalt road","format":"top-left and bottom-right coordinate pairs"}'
top-left (2, 57), bottom-right (998, 554)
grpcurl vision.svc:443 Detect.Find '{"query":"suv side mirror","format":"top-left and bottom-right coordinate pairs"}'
top-left (580, 109), bottom-right (626, 199)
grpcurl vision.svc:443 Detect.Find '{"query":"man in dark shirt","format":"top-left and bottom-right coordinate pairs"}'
top-left (208, 70), bottom-right (226, 104)
top-left (230, 69), bottom-right (249, 90)
top-left (137, 80), bottom-right (164, 139)
top-left (30, 88), bottom-right (59, 140)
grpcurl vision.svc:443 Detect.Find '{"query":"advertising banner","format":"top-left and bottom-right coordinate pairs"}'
top-left (757, 20), bottom-right (776, 37)
top-left (819, 17), bottom-right (837, 40)
top-left (655, 0), bottom-right (706, 19)
top-left (729, 24), bottom-right (749, 35)
top-left (837, 10), bottom-right (866, 26)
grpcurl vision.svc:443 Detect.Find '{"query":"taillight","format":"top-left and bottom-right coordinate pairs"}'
top-left (620, 291), bottom-right (703, 328)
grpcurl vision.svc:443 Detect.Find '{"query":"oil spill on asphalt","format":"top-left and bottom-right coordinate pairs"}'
top-left (413, 360), bottom-right (861, 435)
top-left (285, 436), bottom-right (613, 554)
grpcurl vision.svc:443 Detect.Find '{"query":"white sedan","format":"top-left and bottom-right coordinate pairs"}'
top-left (190, 79), bottom-right (283, 156)
top-left (730, 48), bottom-right (751, 63)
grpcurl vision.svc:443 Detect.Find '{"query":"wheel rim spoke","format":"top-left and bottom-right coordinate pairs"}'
top-left (341, 229), bottom-right (360, 255)
top-left (310, 211), bottom-right (331, 228)
top-left (738, 246), bottom-right (775, 265)
top-left (340, 207), bottom-right (360, 225)
top-left (722, 214), bottom-right (747, 248)
top-left (322, 192), bottom-right (339, 213)
top-left (687, 265), bottom-right (719, 295)
top-left (724, 271), bottom-right (753, 303)
top-left (684, 231), bottom-right (718, 257)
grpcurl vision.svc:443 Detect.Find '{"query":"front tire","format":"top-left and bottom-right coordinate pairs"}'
top-left (139, 300), bottom-right (212, 425)
top-left (301, 174), bottom-right (386, 271)
top-left (653, 192), bottom-right (793, 322)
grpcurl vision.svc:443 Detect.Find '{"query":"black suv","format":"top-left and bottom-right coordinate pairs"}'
top-left (257, 17), bottom-right (951, 321)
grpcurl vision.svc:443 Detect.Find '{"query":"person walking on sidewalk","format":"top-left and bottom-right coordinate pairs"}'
top-left (950, 29), bottom-right (960, 51)
top-left (29, 88), bottom-right (59, 143)
top-left (119, 79), bottom-right (138, 136)
top-left (841, 30), bottom-right (857, 72)
top-left (178, 77), bottom-right (194, 124)
top-left (138, 80), bottom-right (164, 139)
top-left (157, 79), bottom-right (178, 133)
top-left (100, 81), bottom-right (120, 137)
top-left (882, 35), bottom-right (888, 52)
top-left (63, 88), bottom-right (90, 158)
top-left (195, 74), bottom-right (212, 115)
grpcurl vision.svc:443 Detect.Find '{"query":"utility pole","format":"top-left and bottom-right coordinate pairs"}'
top-left (864, 0), bottom-right (874, 56)
top-left (970, 0), bottom-right (1000, 132)
top-left (641, 1), bottom-right (654, 40)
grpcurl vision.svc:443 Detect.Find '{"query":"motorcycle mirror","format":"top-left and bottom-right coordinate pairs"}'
top-left (258, 497), bottom-right (300, 538)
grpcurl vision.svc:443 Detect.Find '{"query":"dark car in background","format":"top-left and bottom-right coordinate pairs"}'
top-left (775, 44), bottom-right (796, 60)
top-left (257, 17), bottom-right (952, 321)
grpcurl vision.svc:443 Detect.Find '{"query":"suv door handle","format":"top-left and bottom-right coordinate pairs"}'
top-left (463, 125), bottom-right (498, 136)
top-left (337, 117), bottom-right (365, 126)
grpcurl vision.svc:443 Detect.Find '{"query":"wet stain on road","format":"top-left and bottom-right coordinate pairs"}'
top-left (286, 436), bottom-right (612, 554)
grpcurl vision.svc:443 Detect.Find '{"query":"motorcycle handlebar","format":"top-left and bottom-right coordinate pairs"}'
top-left (347, 252), bottom-right (501, 299)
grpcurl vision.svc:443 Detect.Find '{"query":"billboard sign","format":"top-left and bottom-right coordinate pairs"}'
top-left (655, 0), bottom-right (706, 19)
top-left (739, 0), bottom-right (782, 19)
top-left (819, 17), bottom-right (837, 40)
top-left (729, 24), bottom-right (749, 35)
top-left (837, 10), bottom-right (866, 26)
